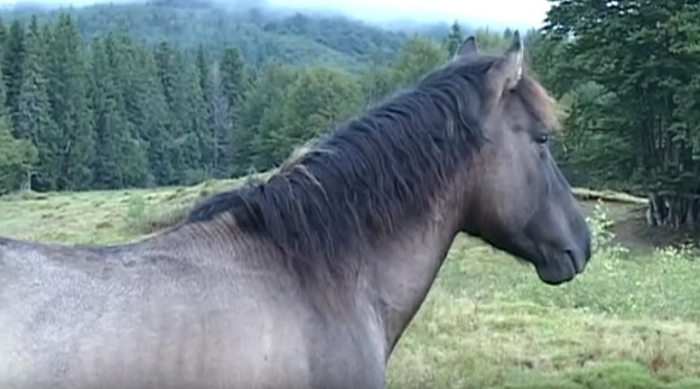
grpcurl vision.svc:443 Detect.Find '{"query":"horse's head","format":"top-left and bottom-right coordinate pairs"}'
top-left (455, 32), bottom-right (591, 285)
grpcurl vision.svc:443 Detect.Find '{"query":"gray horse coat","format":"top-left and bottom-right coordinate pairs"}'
top-left (0, 32), bottom-right (591, 389)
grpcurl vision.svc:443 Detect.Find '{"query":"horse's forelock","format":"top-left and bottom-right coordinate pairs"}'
top-left (513, 75), bottom-right (563, 131)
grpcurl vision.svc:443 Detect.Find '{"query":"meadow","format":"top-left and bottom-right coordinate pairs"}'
top-left (1, 179), bottom-right (700, 388)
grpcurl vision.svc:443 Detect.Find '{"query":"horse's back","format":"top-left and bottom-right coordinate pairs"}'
top-left (0, 237), bottom-right (308, 387)
top-left (0, 236), bottom-right (384, 389)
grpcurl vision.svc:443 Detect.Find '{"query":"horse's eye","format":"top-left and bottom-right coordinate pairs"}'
top-left (534, 133), bottom-right (549, 144)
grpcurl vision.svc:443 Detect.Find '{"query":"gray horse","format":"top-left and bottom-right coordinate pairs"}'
top-left (0, 32), bottom-right (591, 389)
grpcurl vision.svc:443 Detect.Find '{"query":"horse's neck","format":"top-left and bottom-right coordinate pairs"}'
top-left (366, 206), bottom-right (461, 356)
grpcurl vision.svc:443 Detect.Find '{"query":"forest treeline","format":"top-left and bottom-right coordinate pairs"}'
top-left (1, 0), bottom-right (700, 231)
top-left (0, 6), bottom-right (517, 192)
top-left (3, 0), bottom-right (432, 69)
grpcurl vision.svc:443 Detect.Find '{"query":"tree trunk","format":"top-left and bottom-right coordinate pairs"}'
top-left (21, 170), bottom-right (34, 192)
top-left (647, 192), bottom-right (700, 230)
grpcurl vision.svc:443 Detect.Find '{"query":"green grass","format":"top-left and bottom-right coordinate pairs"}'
top-left (0, 177), bottom-right (253, 244)
top-left (1, 183), bottom-right (700, 388)
top-left (386, 238), bottom-right (700, 388)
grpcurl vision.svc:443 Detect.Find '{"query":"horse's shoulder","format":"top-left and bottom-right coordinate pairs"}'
top-left (0, 236), bottom-right (31, 263)
top-left (0, 236), bottom-right (17, 247)
top-left (0, 237), bottom-right (8, 266)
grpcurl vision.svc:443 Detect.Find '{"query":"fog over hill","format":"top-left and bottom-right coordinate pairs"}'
top-left (0, 0), bottom-right (548, 73)
top-left (1, 0), bottom-right (549, 31)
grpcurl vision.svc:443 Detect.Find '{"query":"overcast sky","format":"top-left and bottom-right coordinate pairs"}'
top-left (3, 0), bottom-right (552, 29)
top-left (269, 0), bottom-right (552, 28)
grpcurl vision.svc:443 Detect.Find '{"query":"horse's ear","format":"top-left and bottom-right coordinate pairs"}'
top-left (488, 30), bottom-right (524, 92)
top-left (453, 36), bottom-right (478, 58)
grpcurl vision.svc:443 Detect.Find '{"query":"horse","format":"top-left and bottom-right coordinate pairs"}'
top-left (0, 31), bottom-right (591, 389)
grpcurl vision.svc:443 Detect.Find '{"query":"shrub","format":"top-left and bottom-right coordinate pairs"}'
top-left (586, 200), bottom-right (630, 261)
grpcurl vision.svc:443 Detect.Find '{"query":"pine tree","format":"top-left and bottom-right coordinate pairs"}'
top-left (134, 46), bottom-right (175, 186)
top-left (45, 13), bottom-right (94, 190)
top-left (0, 60), bottom-right (37, 194)
top-left (195, 44), bottom-right (209, 105)
top-left (88, 35), bottom-right (148, 189)
top-left (0, 16), bottom-right (8, 54)
top-left (444, 21), bottom-right (464, 58)
top-left (3, 19), bottom-right (26, 133)
top-left (14, 15), bottom-right (56, 191)
top-left (204, 62), bottom-right (231, 178)
top-left (219, 46), bottom-right (248, 175)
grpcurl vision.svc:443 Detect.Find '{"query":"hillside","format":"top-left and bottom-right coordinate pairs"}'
top-left (0, 0), bottom-right (449, 70)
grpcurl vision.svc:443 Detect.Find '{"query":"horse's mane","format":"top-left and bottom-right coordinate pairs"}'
top-left (184, 54), bottom-right (559, 286)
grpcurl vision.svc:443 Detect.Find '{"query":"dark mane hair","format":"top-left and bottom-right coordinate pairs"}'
top-left (184, 55), bottom-right (559, 286)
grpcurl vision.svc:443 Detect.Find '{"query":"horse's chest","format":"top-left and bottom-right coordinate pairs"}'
top-left (306, 334), bottom-right (386, 389)
top-left (196, 296), bottom-right (387, 389)
top-left (218, 305), bottom-right (386, 389)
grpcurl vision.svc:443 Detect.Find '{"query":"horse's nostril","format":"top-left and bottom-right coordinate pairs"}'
top-left (585, 224), bottom-right (593, 257)
top-left (584, 239), bottom-right (592, 261)
top-left (565, 248), bottom-right (581, 273)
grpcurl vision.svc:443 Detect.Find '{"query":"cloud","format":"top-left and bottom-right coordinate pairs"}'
top-left (264, 0), bottom-right (549, 28)
top-left (5, 0), bottom-right (551, 29)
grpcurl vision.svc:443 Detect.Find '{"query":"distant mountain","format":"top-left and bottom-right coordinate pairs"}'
top-left (0, 0), bottom-right (517, 70)
top-left (0, 0), bottom-right (455, 70)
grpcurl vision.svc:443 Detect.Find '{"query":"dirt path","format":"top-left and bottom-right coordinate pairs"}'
top-left (579, 200), bottom-right (699, 254)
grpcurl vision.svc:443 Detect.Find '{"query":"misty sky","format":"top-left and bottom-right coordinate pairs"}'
top-left (4, 0), bottom-right (552, 28)
top-left (269, 0), bottom-right (551, 28)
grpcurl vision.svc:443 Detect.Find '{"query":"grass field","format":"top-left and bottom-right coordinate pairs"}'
top-left (1, 180), bottom-right (700, 388)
